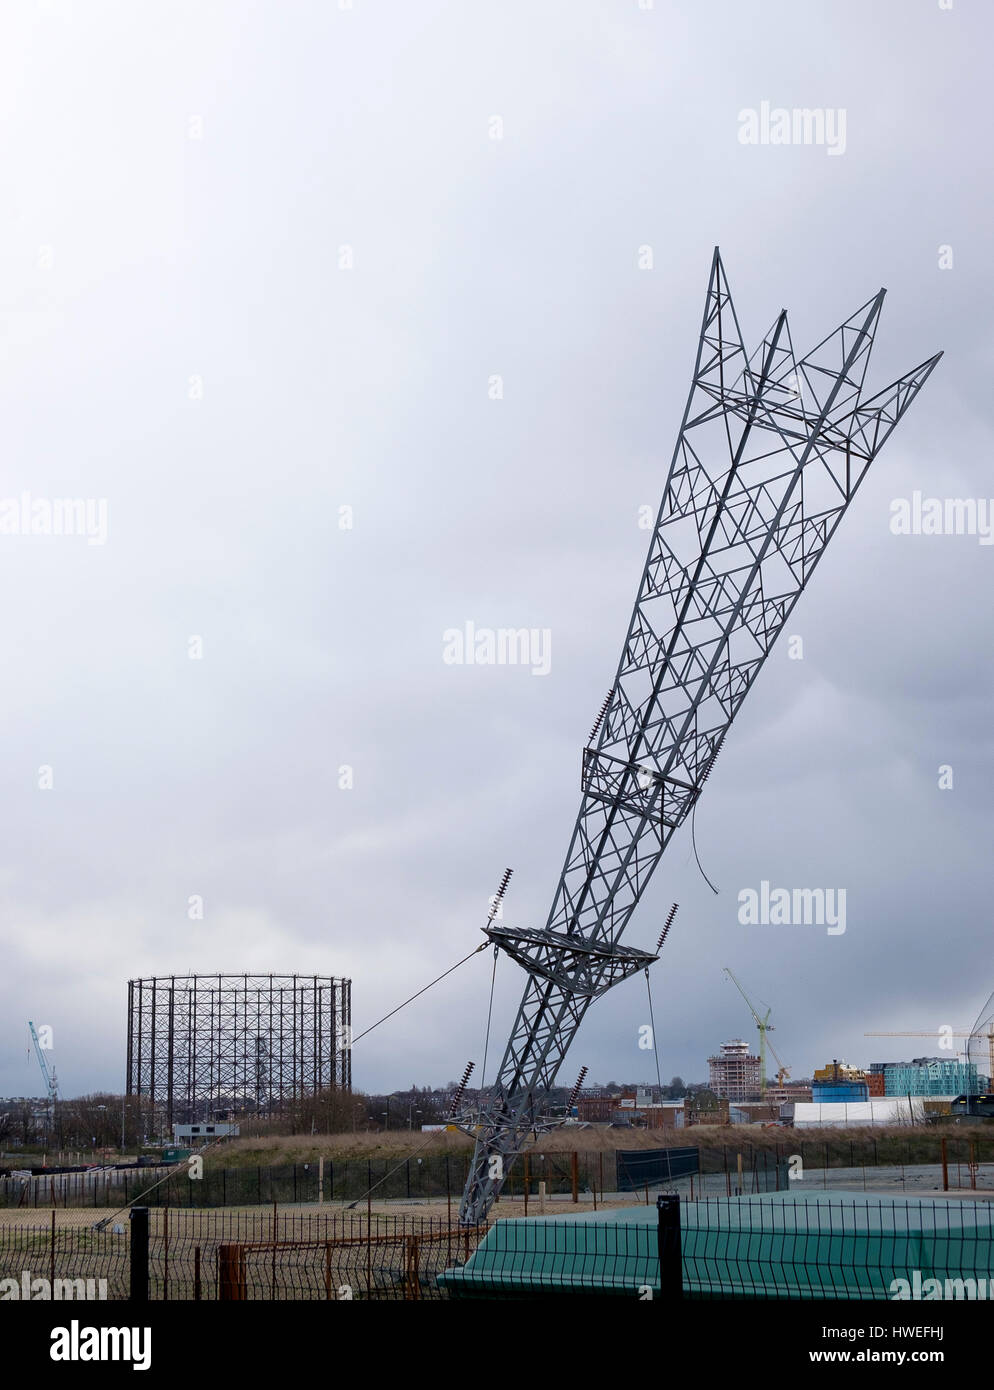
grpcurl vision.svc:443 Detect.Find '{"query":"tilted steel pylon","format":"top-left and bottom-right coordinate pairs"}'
top-left (457, 248), bottom-right (941, 1225)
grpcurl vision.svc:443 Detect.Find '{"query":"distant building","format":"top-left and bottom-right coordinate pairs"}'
top-left (635, 1102), bottom-right (685, 1129)
top-left (172, 1122), bottom-right (239, 1144)
top-left (577, 1092), bottom-right (638, 1123)
top-left (576, 1096), bottom-right (616, 1123)
top-left (686, 1093), bottom-right (730, 1126)
top-left (728, 1101), bottom-right (783, 1124)
top-left (708, 1040), bottom-right (761, 1103)
top-left (879, 1057), bottom-right (980, 1098)
top-left (765, 1081), bottom-right (813, 1106)
top-left (813, 1061), bottom-right (867, 1083)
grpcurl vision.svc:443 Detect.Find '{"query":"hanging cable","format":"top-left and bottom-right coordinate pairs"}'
top-left (690, 736), bottom-right (725, 895)
top-left (479, 945), bottom-right (500, 1093)
top-left (350, 942), bottom-right (489, 1047)
top-left (352, 868), bottom-right (513, 1048)
top-left (644, 969), bottom-right (664, 1096)
top-left (691, 801), bottom-right (720, 894)
top-left (343, 1128), bottom-right (447, 1210)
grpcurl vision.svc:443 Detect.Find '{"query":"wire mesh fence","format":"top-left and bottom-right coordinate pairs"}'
top-left (217, 1222), bottom-right (488, 1301)
top-left (0, 1208), bottom-right (489, 1301)
top-left (0, 1150), bottom-right (630, 1209)
top-left (0, 1210), bottom-right (131, 1299)
top-left (3, 1192), bottom-right (993, 1301)
top-left (5, 1133), bottom-right (994, 1212)
top-left (681, 1196), bottom-right (994, 1300)
top-left (438, 1196), bottom-right (994, 1301)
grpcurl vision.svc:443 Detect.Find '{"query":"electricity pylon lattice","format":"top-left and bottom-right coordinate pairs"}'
top-left (456, 248), bottom-right (941, 1225)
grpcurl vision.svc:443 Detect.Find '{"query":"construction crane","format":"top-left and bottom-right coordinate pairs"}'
top-left (723, 968), bottom-right (777, 1096)
top-left (865, 1030), bottom-right (975, 1038)
top-left (28, 1021), bottom-right (58, 1131)
top-left (455, 247), bottom-right (941, 1226)
top-left (765, 1035), bottom-right (792, 1089)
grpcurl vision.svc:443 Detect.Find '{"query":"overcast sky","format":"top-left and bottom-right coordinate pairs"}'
top-left (0, 0), bottom-right (990, 1101)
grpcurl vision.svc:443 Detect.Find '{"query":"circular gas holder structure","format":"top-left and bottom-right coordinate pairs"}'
top-left (127, 974), bottom-right (351, 1131)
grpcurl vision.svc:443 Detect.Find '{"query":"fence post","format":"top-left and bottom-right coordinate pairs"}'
top-left (941, 1136), bottom-right (949, 1192)
top-left (571, 1151), bottom-right (579, 1204)
top-left (218, 1244), bottom-right (246, 1300)
top-left (271, 1202), bottom-right (277, 1299)
top-left (656, 1194), bottom-right (681, 1302)
top-left (194, 1246), bottom-right (202, 1301)
top-left (129, 1207), bottom-right (149, 1303)
top-left (50, 1209), bottom-right (56, 1289)
top-left (405, 1235), bottom-right (421, 1300)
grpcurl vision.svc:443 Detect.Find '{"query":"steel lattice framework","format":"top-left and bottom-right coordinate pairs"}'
top-left (127, 973), bottom-right (351, 1132)
top-left (458, 248), bottom-right (941, 1224)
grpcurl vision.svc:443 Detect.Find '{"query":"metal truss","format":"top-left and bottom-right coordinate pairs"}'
top-left (457, 248), bottom-right (941, 1224)
top-left (127, 973), bottom-right (352, 1132)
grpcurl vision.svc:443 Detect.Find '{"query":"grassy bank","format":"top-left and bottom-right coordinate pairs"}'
top-left (204, 1121), bottom-right (989, 1170)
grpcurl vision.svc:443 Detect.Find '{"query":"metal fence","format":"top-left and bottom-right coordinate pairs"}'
top-left (437, 1195), bottom-right (994, 1301)
top-left (3, 1133), bottom-right (992, 1213)
top-left (616, 1145), bottom-right (699, 1191)
top-left (0, 1148), bottom-right (675, 1209)
top-left (4, 1192), bottom-right (992, 1301)
top-left (216, 1223), bottom-right (487, 1300)
top-left (681, 1196), bottom-right (994, 1300)
top-left (0, 1208), bottom-right (488, 1301)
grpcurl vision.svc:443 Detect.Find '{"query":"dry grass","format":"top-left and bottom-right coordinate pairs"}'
top-left (208, 1125), bottom-right (690, 1168)
top-left (209, 1121), bottom-right (976, 1168)
top-left (210, 1129), bottom-right (474, 1167)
